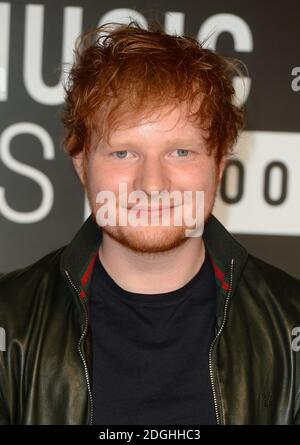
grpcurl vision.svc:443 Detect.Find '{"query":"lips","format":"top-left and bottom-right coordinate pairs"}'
top-left (129, 206), bottom-right (175, 212)
top-left (135, 207), bottom-right (172, 211)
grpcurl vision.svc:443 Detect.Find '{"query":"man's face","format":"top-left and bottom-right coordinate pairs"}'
top-left (73, 104), bottom-right (226, 253)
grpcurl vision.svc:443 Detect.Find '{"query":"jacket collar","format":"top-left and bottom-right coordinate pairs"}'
top-left (60, 213), bottom-right (248, 308)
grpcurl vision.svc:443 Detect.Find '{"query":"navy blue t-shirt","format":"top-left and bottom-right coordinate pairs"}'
top-left (89, 248), bottom-right (217, 425)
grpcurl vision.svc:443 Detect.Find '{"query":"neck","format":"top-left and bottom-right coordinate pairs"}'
top-left (98, 234), bottom-right (206, 294)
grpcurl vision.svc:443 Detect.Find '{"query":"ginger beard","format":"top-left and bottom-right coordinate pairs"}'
top-left (85, 169), bottom-right (220, 254)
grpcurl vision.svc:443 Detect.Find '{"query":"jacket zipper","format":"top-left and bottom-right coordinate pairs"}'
top-left (65, 269), bottom-right (94, 425)
top-left (208, 258), bottom-right (234, 425)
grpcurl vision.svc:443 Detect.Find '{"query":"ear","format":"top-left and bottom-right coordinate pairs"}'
top-left (72, 152), bottom-right (86, 186)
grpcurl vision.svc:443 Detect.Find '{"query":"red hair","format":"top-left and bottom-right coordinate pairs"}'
top-left (61, 20), bottom-right (246, 165)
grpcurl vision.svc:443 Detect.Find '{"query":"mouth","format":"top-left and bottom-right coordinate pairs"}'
top-left (128, 205), bottom-right (176, 214)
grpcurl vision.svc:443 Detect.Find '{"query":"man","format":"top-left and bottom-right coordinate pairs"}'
top-left (0, 21), bottom-right (300, 425)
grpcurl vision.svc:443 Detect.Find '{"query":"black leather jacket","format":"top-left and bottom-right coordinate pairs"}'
top-left (1, 214), bottom-right (300, 425)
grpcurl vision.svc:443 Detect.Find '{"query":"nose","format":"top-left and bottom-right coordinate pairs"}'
top-left (132, 156), bottom-right (171, 196)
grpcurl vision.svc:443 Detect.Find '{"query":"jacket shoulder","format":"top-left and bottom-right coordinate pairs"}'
top-left (247, 254), bottom-right (300, 290)
top-left (0, 246), bottom-right (66, 314)
top-left (243, 254), bottom-right (300, 319)
top-left (0, 246), bottom-right (65, 285)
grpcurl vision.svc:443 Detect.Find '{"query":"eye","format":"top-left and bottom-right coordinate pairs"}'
top-left (111, 150), bottom-right (131, 159)
top-left (171, 149), bottom-right (191, 157)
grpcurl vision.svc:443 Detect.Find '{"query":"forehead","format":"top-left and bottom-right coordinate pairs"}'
top-left (104, 103), bottom-right (207, 147)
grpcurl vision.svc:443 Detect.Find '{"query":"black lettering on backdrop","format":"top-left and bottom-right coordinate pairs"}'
top-left (220, 159), bottom-right (244, 204)
top-left (264, 161), bottom-right (288, 206)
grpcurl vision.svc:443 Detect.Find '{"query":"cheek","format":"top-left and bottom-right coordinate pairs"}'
top-left (88, 160), bottom-right (133, 196)
top-left (186, 165), bottom-right (218, 211)
top-left (86, 159), bottom-right (105, 196)
top-left (176, 163), bottom-right (217, 192)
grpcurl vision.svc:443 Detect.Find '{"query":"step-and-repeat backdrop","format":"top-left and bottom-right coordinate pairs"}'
top-left (0, 0), bottom-right (299, 278)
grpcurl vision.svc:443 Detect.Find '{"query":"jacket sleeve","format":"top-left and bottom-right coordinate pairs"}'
top-left (0, 353), bottom-right (10, 424)
top-left (294, 384), bottom-right (300, 424)
top-left (0, 397), bottom-right (9, 424)
top-left (0, 283), bottom-right (13, 424)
